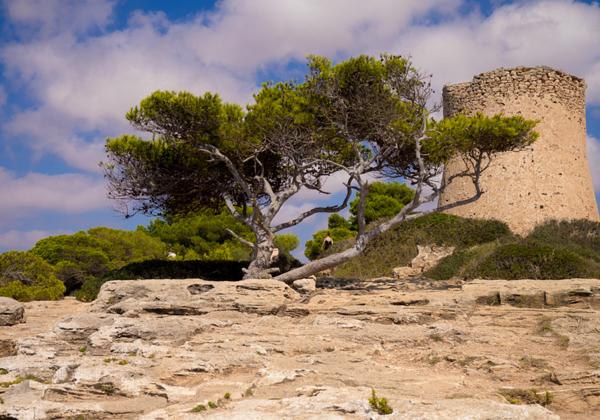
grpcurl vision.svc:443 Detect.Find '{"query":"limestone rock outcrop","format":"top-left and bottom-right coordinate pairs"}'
top-left (393, 245), bottom-right (455, 279)
top-left (91, 278), bottom-right (300, 316)
top-left (1, 277), bottom-right (600, 419)
top-left (292, 277), bottom-right (317, 294)
top-left (0, 297), bottom-right (25, 326)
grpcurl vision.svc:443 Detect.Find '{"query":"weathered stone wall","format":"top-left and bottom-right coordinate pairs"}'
top-left (439, 66), bottom-right (599, 235)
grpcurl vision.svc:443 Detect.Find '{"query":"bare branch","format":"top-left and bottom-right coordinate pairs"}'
top-left (272, 175), bottom-right (354, 232)
top-left (225, 228), bottom-right (254, 248)
top-left (198, 144), bottom-right (255, 201)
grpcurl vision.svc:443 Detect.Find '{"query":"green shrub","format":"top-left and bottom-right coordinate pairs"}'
top-left (75, 259), bottom-right (246, 301)
top-left (190, 404), bottom-right (207, 412)
top-left (499, 388), bottom-right (553, 406)
top-left (528, 219), bottom-right (600, 262)
top-left (333, 213), bottom-right (512, 279)
top-left (0, 251), bottom-right (65, 301)
top-left (425, 249), bottom-right (477, 280)
top-left (369, 389), bottom-right (393, 415)
top-left (349, 182), bottom-right (415, 229)
top-left (304, 227), bottom-right (356, 260)
top-left (467, 242), bottom-right (598, 279)
top-left (32, 228), bottom-right (165, 293)
top-left (423, 219), bottom-right (600, 281)
top-left (143, 209), bottom-right (265, 262)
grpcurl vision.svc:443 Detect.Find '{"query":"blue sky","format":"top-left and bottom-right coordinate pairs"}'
top-left (1, 0), bottom-right (600, 259)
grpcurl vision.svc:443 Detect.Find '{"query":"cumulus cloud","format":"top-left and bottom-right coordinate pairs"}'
top-left (1, 0), bottom-right (458, 173)
top-left (1, 0), bottom-right (600, 245)
top-left (2, 0), bottom-right (115, 37)
top-left (0, 229), bottom-right (67, 251)
top-left (6, 107), bottom-right (106, 172)
top-left (0, 167), bottom-right (109, 226)
top-left (180, 0), bottom-right (459, 71)
top-left (393, 0), bottom-right (600, 105)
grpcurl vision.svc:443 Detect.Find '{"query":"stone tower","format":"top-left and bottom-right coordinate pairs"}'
top-left (438, 66), bottom-right (599, 235)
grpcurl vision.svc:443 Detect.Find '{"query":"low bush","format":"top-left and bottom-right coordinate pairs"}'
top-left (75, 259), bottom-right (247, 301)
top-left (32, 228), bottom-right (166, 293)
top-left (333, 213), bottom-right (513, 279)
top-left (426, 219), bottom-right (600, 280)
top-left (528, 219), bottom-right (600, 262)
top-left (468, 242), bottom-right (597, 279)
top-left (499, 388), bottom-right (553, 406)
top-left (369, 389), bottom-right (393, 415)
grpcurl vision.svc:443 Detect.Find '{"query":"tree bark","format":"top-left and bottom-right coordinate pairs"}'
top-left (242, 231), bottom-right (278, 279)
top-left (274, 246), bottom-right (362, 283)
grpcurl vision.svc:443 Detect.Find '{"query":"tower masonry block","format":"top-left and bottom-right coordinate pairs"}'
top-left (439, 66), bottom-right (599, 235)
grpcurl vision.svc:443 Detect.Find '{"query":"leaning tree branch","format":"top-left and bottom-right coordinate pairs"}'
top-left (223, 195), bottom-right (251, 225)
top-left (225, 228), bottom-right (254, 248)
top-left (272, 175), bottom-right (355, 232)
top-left (198, 144), bottom-right (254, 202)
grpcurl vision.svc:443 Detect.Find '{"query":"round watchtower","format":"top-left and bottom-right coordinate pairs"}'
top-left (438, 66), bottom-right (599, 235)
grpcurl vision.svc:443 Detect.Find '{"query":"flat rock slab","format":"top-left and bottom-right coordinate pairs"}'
top-left (2, 278), bottom-right (600, 419)
top-left (0, 296), bottom-right (25, 326)
top-left (200, 388), bottom-right (558, 420)
top-left (462, 278), bottom-right (600, 308)
top-left (91, 278), bottom-right (300, 316)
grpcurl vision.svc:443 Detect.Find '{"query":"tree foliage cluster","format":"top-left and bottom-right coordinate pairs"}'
top-left (104, 53), bottom-right (538, 281)
top-left (1, 210), bottom-right (301, 301)
top-left (1, 227), bottom-right (168, 301)
top-left (0, 251), bottom-right (65, 301)
top-left (29, 227), bottom-right (166, 294)
top-left (142, 210), bottom-right (299, 262)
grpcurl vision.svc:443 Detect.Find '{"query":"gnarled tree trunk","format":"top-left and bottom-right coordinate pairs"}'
top-left (243, 230), bottom-right (278, 279)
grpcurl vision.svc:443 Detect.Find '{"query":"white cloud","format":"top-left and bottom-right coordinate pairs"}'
top-left (272, 202), bottom-right (318, 227)
top-left (180, 0), bottom-right (460, 71)
top-left (0, 168), bottom-right (109, 226)
top-left (3, 0), bottom-right (115, 37)
top-left (1, 0), bottom-right (600, 243)
top-left (1, 0), bottom-right (457, 173)
top-left (6, 107), bottom-right (106, 172)
top-left (587, 135), bottom-right (600, 191)
top-left (0, 229), bottom-right (67, 251)
top-left (392, 0), bottom-right (600, 105)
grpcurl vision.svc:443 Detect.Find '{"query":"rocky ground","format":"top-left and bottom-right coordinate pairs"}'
top-left (1, 276), bottom-right (600, 419)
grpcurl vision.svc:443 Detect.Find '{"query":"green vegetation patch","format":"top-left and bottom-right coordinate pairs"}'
top-left (0, 251), bottom-right (65, 302)
top-left (32, 227), bottom-right (166, 293)
top-left (75, 255), bottom-right (301, 302)
top-left (74, 259), bottom-right (246, 302)
top-left (333, 213), bottom-right (512, 279)
top-left (369, 389), bottom-right (393, 415)
top-left (499, 388), bottom-right (553, 406)
top-left (0, 374), bottom-right (45, 388)
top-left (467, 242), bottom-right (596, 279)
top-left (425, 219), bottom-right (600, 281)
